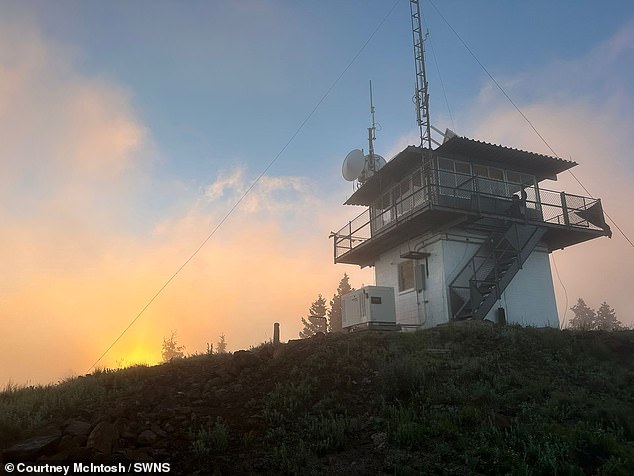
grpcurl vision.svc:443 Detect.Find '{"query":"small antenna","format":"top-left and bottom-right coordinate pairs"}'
top-left (367, 80), bottom-right (377, 175)
top-left (341, 81), bottom-right (385, 188)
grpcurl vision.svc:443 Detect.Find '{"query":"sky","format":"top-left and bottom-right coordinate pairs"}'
top-left (1, 0), bottom-right (633, 385)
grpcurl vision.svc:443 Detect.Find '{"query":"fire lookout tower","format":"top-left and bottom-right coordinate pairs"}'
top-left (332, 1), bottom-right (611, 329)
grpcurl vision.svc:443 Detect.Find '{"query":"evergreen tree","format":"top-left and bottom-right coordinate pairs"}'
top-left (568, 298), bottom-right (596, 331)
top-left (161, 332), bottom-right (186, 362)
top-left (299, 294), bottom-right (328, 338)
top-left (217, 333), bottom-right (228, 354)
top-left (328, 273), bottom-right (354, 333)
top-left (595, 302), bottom-right (622, 331)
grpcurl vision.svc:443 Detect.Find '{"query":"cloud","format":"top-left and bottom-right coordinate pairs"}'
top-left (0, 19), bottom-right (156, 383)
top-left (384, 130), bottom-right (420, 159)
top-left (457, 23), bottom-right (634, 327)
top-left (205, 167), bottom-right (245, 200)
top-left (0, 21), bottom-right (372, 386)
top-left (204, 167), bottom-right (317, 215)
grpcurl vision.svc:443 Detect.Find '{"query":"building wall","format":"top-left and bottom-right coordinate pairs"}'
top-left (420, 238), bottom-right (453, 327)
top-left (373, 229), bottom-right (559, 329)
top-left (374, 247), bottom-right (421, 326)
top-left (484, 249), bottom-right (559, 328)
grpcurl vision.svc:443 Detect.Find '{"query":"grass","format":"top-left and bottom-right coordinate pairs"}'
top-left (0, 363), bottom-right (149, 446)
top-left (0, 376), bottom-right (106, 445)
top-left (190, 417), bottom-right (230, 459)
top-left (1, 323), bottom-right (633, 474)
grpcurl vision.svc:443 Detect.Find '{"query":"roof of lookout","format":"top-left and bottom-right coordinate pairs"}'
top-left (344, 135), bottom-right (577, 206)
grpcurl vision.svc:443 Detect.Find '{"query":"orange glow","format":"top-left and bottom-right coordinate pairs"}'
top-left (3, 11), bottom-right (630, 389)
top-left (115, 346), bottom-right (161, 369)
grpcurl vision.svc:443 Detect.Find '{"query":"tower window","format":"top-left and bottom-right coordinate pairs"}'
top-left (398, 261), bottom-right (415, 292)
top-left (438, 157), bottom-right (472, 197)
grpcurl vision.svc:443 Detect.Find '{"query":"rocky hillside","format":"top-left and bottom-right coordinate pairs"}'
top-left (1, 323), bottom-right (634, 475)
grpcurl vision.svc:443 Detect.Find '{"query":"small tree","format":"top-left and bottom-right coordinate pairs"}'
top-left (595, 301), bottom-right (622, 331)
top-left (328, 273), bottom-right (354, 333)
top-left (299, 294), bottom-right (328, 338)
top-left (216, 333), bottom-right (228, 354)
top-left (162, 332), bottom-right (185, 362)
top-left (568, 298), bottom-right (596, 331)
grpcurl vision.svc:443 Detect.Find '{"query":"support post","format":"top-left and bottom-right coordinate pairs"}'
top-left (560, 192), bottom-right (570, 226)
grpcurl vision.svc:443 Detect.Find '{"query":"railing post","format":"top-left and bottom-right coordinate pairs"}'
top-left (560, 192), bottom-right (570, 226)
top-left (349, 221), bottom-right (352, 249)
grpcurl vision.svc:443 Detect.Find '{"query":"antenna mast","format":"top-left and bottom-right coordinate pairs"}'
top-left (367, 80), bottom-right (377, 175)
top-left (410, 0), bottom-right (432, 150)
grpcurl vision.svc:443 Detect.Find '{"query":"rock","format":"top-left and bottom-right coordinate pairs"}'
top-left (41, 449), bottom-right (73, 462)
top-left (150, 424), bottom-right (167, 438)
top-left (107, 405), bottom-right (127, 419)
top-left (42, 446), bottom-right (92, 462)
top-left (87, 421), bottom-right (119, 455)
top-left (64, 419), bottom-right (92, 437)
top-left (371, 432), bottom-right (387, 450)
top-left (114, 418), bottom-right (136, 440)
top-left (55, 435), bottom-right (81, 453)
top-left (66, 446), bottom-right (93, 461)
top-left (2, 434), bottom-right (61, 460)
top-left (157, 407), bottom-right (176, 421)
top-left (230, 350), bottom-right (261, 375)
top-left (137, 430), bottom-right (157, 446)
top-left (124, 448), bottom-right (154, 462)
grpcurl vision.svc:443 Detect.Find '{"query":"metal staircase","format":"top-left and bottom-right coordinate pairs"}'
top-left (449, 222), bottom-right (546, 321)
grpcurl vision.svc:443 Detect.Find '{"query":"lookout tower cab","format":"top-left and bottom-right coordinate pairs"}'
top-left (333, 135), bottom-right (611, 328)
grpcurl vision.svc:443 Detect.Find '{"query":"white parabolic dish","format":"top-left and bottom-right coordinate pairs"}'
top-left (342, 149), bottom-right (365, 181)
top-left (368, 154), bottom-right (386, 171)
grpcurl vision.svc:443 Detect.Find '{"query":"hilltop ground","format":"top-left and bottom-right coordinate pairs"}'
top-left (1, 322), bottom-right (633, 475)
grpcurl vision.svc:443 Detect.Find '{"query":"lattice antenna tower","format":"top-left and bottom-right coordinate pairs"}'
top-left (410, 0), bottom-right (432, 150)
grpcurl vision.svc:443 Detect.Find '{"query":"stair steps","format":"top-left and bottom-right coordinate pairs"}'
top-left (449, 222), bottom-right (546, 321)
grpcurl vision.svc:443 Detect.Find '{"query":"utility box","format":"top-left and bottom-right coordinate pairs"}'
top-left (342, 286), bottom-right (397, 330)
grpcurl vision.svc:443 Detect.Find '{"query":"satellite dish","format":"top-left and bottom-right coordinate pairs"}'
top-left (361, 154), bottom-right (386, 179)
top-left (342, 149), bottom-right (365, 181)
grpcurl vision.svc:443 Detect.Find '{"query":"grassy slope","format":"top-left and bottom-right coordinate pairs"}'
top-left (1, 323), bottom-right (633, 475)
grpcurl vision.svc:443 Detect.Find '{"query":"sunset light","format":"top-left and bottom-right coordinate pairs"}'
top-left (0, 1), bottom-right (631, 389)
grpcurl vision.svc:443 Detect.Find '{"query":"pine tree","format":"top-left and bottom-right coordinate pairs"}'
top-left (328, 273), bottom-right (354, 333)
top-left (217, 333), bottom-right (228, 354)
top-left (595, 302), bottom-right (622, 331)
top-left (299, 294), bottom-right (328, 338)
top-left (161, 332), bottom-right (185, 362)
top-left (568, 298), bottom-right (596, 331)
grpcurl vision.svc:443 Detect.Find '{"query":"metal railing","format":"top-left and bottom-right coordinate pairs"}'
top-left (334, 166), bottom-right (605, 260)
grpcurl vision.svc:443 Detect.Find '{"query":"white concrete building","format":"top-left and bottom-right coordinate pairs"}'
top-left (333, 136), bottom-right (611, 329)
